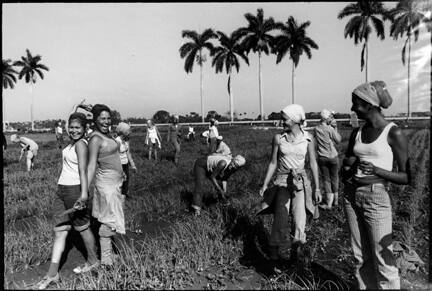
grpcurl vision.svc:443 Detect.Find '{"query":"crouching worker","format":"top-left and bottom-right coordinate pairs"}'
top-left (191, 154), bottom-right (246, 216)
top-left (10, 133), bottom-right (39, 172)
top-left (36, 113), bottom-right (99, 290)
top-left (258, 104), bottom-right (321, 267)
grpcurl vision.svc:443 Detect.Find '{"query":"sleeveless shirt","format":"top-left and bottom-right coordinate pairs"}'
top-left (277, 131), bottom-right (311, 174)
top-left (58, 139), bottom-right (88, 185)
top-left (353, 122), bottom-right (396, 178)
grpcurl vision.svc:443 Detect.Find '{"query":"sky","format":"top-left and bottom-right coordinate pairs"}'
top-left (2, 2), bottom-right (431, 122)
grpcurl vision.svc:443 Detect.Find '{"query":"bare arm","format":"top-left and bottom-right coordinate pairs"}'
top-left (87, 135), bottom-right (101, 186)
top-left (210, 160), bottom-right (227, 194)
top-left (307, 136), bottom-right (322, 204)
top-left (330, 125), bottom-right (342, 144)
top-left (126, 141), bottom-right (137, 170)
top-left (259, 134), bottom-right (280, 196)
top-left (359, 126), bottom-right (410, 185)
top-left (75, 140), bottom-right (89, 201)
top-left (145, 130), bottom-right (149, 145)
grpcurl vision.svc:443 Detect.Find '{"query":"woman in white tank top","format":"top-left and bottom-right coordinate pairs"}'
top-left (342, 81), bottom-right (410, 289)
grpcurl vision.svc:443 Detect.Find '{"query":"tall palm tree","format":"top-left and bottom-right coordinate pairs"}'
top-left (2, 59), bottom-right (18, 89)
top-left (235, 8), bottom-right (277, 121)
top-left (14, 49), bottom-right (49, 131)
top-left (273, 16), bottom-right (319, 104)
top-left (389, 0), bottom-right (428, 119)
top-left (338, 0), bottom-right (388, 82)
top-left (179, 29), bottom-right (217, 123)
top-left (211, 31), bottom-right (249, 122)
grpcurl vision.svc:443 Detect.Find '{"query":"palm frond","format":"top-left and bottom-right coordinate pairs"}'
top-left (337, 3), bottom-right (360, 19)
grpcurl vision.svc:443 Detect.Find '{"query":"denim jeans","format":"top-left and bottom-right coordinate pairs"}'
top-left (344, 183), bottom-right (400, 289)
top-left (318, 156), bottom-right (339, 194)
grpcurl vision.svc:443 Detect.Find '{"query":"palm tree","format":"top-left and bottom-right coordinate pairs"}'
top-left (337, 0), bottom-right (388, 82)
top-left (389, 0), bottom-right (428, 119)
top-left (273, 16), bottom-right (319, 104)
top-left (235, 8), bottom-right (277, 121)
top-left (2, 59), bottom-right (18, 89)
top-left (14, 49), bottom-right (49, 131)
top-left (211, 31), bottom-right (249, 122)
top-left (179, 29), bottom-right (217, 123)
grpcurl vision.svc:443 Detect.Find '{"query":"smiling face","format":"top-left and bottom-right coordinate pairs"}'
top-left (280, 113), bottom-right (296, 131)
top-left (68, 120), bottom-right (85, 141)
top-left (95, 111), bottom-right (112, 133)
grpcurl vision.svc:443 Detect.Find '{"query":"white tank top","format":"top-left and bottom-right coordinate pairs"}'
top-left (207, 155), bottom-right (231, 172)
top-left (58, 139), bottom-right (88, 185)
top-left (148, 127), bottom-right (160, 143)
top-left (115, 136), bottom-right (129, 165)
top-left (353, 122), bottom-right (395, 178)
top-left (277, 131), bottom-right (311, 173)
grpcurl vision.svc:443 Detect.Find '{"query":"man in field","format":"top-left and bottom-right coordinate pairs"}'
top-left (10, 134), bottom-right (39, 172)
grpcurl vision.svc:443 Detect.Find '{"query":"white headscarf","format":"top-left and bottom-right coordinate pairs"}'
top-left (232, 155), bottom-right (246, 168)
top-left (116, 122), bottom-right (131, 135)
top-left (281, 104), bottom-right (306, 125)
top-left (320, 109), bottom-right (332, 120)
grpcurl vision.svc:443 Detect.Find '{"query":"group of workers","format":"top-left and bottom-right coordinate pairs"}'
top-left (5, 79), bottom-right (410, 290)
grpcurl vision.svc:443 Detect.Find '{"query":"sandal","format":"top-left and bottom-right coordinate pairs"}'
top-left (73, 260), bottom-right (100, 274)
top-left (35, 273), bottom-right (59, 290)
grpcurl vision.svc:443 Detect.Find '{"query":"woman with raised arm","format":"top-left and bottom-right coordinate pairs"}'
top-left (259, 104), bottom-right (321, 266)
top-left (84, 103), bottom-right (125, 266)
top-left (36, 112), bottom-right (99, 289)
top-left (342, 81), bottom-right (410, 289)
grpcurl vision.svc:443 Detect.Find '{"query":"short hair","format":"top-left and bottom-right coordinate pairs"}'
top-left (68, 112), bottom-right (88, 127)
top-left (91, 104), bottom-right (111, 121)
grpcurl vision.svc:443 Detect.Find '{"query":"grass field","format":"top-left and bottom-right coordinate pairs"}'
top-left (3, 122), bottom-right (430, 289)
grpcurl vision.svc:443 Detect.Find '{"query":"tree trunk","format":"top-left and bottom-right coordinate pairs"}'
top-left (30, 80), bottom-right (34, 131)
top-left (200, 56), bottom-right (204, 123)
top-left (407, 34), bottom-right (411, 119)
top-left (229, 71), bottom-right (234, 123)
top-left (292, 60), bottom-right (295, 104)
top-left (258, 52), bottom-right (264, 121)
top-left (365, 41), bottom-right (369, 83)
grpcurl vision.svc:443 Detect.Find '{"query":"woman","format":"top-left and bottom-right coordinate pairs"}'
top-left (208, 118), bottom-right (219, 153)
top-left (115, 122), bottom-right (137, 197)
top-left (145, 119), bottom-right (162, 160)
top-left (10, 134), bottom-right (39, 172)
top-left (167, 115), bottom-right (182, 165)
top-left (342, 81), bottom-right (409, 289)
top-left (85, 103), bottom-right (125, 266)
top-left (55, 121), bottom-right (64, 149)
top-left (259, 104), bottom-right (321, 264)
top-left (314, 109), bottom-right (342, 209)
top-left (191, 154), bottom-right (246, 216)
top-left (36, 112), bottom-right (99, 289)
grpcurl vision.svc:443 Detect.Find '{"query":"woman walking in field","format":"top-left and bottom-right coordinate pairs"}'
top-left (83, 103), bottom-right (126, 266)
top-left (314, 109), bottom-right (342, 209)
top-left (191, 154), bottom-right (246, 216)
top-left (10, 134), bottom-right (39, 172)
top-left (115, 122), bottom-right (137, 197)
top-left (167, 115), bottom-right (182, 165)
top-left (259, 104), bottom-right (322, 265)
top-left (208, 118), bottom-right (219, 153)
top-left (145, 119), bottom-right (162, 160)
top-left (36, 112), bottom-right (99, 289)
top-left (342, 81), bottom-right (409, 289)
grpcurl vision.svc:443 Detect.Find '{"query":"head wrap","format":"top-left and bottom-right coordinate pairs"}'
top-left (281, 104), bottom-right (306, 125)
top-left (116, 122), bottom-right (130, 135)
top-left (320, 109), bottom-right (332, 120)
top-left (352, 81), bottom-right (392, 108)
top-left (91, 104), bottom-right (111, 121)
top-left (216, 136), bottom-right (223, 140)
top-left (202, 130), bottom-right (209, 138)
top-left (10, 134), bottom-right (19, 142)
top-left (232, 155), bottom-right (246, 168)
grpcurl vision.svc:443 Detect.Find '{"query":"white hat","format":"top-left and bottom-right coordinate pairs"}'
top-left (320, 109), bottom-right (332, 120)
top-left (232, 155), bottom-right (246, 168)
top-left (281, 104), bottom-right (306, 124)
top-left (216, 136), bottom-right (223, 140)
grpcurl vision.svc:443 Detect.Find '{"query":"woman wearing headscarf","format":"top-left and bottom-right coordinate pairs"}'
top-left (259, 104), bottom-right (321, 266)
top-left (314, 109), bottom-right (342, 209)
top-left (82, 103), bottom-right (125, 266)
top-left (342, 81), bottom-right (410, 289)
top-left (167, 115), bottom-right (182, 165)
top-left (115, 122), bottom-right (137, 197)
top-left (191, 154), bottom-right (246, 216)
top-left (145, 119), bottom-right (162, 160)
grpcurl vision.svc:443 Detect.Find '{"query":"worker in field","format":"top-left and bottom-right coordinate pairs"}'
top-left (314, 109), bottom-right (342, 209)
top-left (208, 118), bottom-right (219, 153)
top-left (190, 154), bottom-right (246, 216)
top-left (80, 102), bottom-right (126, 267)
top-left (145, 119), bottom-right (162, 161)
top-left (167, 115), bottom-right (182, 165)
top-left (36, 112), bottom-right (99, 289)
top-left (55, 120), bottom-right (64, 149)
top-left (115, 122), bottom-right (137, 197)
top-left (10, 133), bottom-right (39, 172)
top-left (187, 124), bottom-right (195, 141)
top-left (258, 104), bottom-right (322, 269)
top-left (341, 81), bottom-right (410, 289)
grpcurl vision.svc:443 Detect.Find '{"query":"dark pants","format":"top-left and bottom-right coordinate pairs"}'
top-left (171, 139), bottom-right (181, 163)
top-left (56, 135), bottom-right (64, 149)
top-left (318, 156), bottom-right (339, 194)
top-left (121, 164), bottom-right (129, 195)
top-left (192, 157), bottom-right (208, 208)
top-left (208, 137), bottom-right (217, 154)
top-left (268, 186), bottom-right (292, 254)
